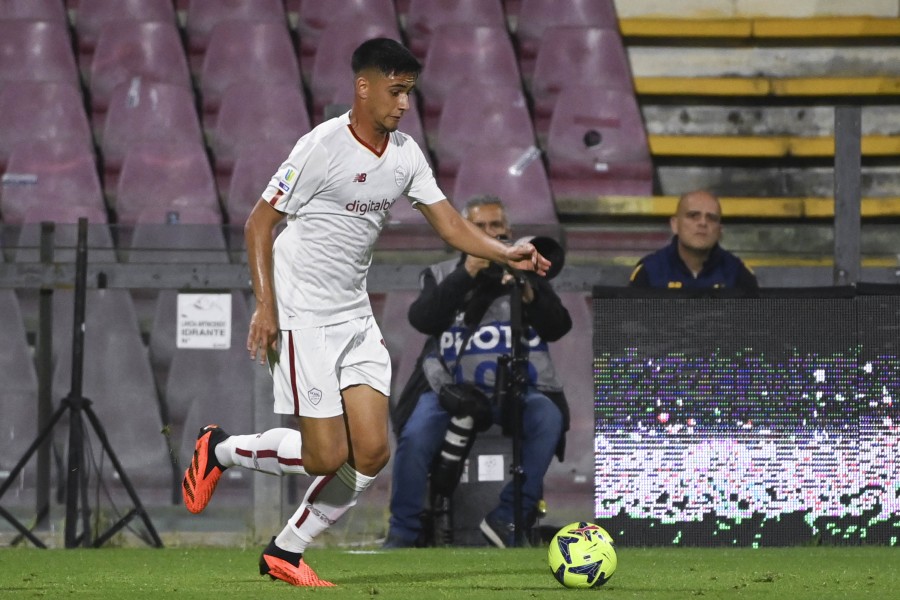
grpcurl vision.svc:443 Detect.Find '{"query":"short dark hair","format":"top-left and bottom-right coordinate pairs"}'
top-left (351, 38), bottom-right (421, 77)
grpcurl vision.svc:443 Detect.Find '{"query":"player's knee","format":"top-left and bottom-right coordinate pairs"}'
top-left (352, 443), bottom-right (390, 477)
top-left (302, 445), bottom-right (348, 475)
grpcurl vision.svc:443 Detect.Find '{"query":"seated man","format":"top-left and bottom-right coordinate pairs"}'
top-left (629, 189), bottom-right (759, 291)
top-left (385, 196), bottom-right (572, 548)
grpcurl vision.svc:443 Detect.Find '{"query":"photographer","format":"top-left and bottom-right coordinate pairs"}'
top-left (385, 196), bottom-right (571, 548)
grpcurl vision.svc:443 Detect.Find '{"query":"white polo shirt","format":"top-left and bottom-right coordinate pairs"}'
top-left (260, 111), bottom-right (445, 328)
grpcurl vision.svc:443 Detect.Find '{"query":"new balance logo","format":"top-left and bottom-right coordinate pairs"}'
top-left (353, 173), bottom-right (367, 183)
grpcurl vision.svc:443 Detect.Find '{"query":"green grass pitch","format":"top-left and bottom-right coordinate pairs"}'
top-left (0, 546), bottom-right (896, 599)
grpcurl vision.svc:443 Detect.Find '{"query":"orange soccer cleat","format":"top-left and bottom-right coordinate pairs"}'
top-left (259, 538), bottom-right (335, 587)
top-left (182, 424), bottom-right (228, 514)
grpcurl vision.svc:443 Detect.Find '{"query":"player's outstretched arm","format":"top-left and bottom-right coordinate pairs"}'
top-left (245, 199), bottom-right (285, 364)
top-left (418, 199), bottom-right (550, 276)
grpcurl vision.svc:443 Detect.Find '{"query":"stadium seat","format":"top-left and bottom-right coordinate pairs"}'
top-left (207, 81), bottom-right (310, 176)
top-left (126, 205), bottom-right (228, 265)
top-left (0, 20), bottom-right (79, 89)
top-left (185, 0), bottom-right (287, 56)
top-left (114, 141), bottom-right (219, 227)
top-left (14, 204), bottom-right (117, 263)
top-left (0, 289), bottom-right (39, 506)
top-left (100, 80), bottom-right (204, 177)
top-left (405, 0), bottom-right (508, 58)
top-left (432, 84), bottom-right (536, 177)
top-left (161, 292), bottom-right (254, 474)
top-left (529, 26), bottom-right (633, 134)
top-left (308, 20), bottom-right (403, 124)
top-left (87, 21), bottom-right (191, 118)
top-left (0, 81), bottom-right (92, 171)
top-left (198, 20), bottom-right (300, 118)
top-left (0, 0), bottom-right (66, 21)
top-left (1, 140), bottom-right (104, 225)
top-left (544, 86), bottom-right (653, 199)
top-left (74, 0), bottom-right (177, 57)
top-left (417, 24), bottom-right (522, 132)
top-left (296, 0), bottom-right (398, 77)
top-left (451, 145), bottom-right (558, 228)
top-left (377, 290), bottom-right (428, 407)
top-left (51, 289), bottom-right (172, 493)
top-left (224, 141), bottom-right (293, 227)
top-left (515, 0), bottom-right (619, 77)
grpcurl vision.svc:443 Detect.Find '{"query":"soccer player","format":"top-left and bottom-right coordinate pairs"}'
top-left (181, 38), bottom-right (551, 587)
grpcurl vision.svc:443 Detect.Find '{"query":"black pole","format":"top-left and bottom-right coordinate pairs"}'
top-left (506, 273), bottom-right (527, 547)
top-left (36, 222), bottom-right (55, 530)
top-left (64, 217), bottom-right (90, 548)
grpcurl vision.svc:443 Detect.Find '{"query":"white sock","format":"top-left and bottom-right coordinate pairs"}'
top-left (214, 428), bottom-right (307, 476)
top-left (275, 463), bottom-right (375, 553)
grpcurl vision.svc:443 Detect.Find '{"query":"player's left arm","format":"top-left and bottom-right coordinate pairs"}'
top-left (418, 199), bottom-right (550, 276)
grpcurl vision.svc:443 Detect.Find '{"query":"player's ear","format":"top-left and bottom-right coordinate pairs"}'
top-left (669, 215), bottom-right (678, 235)
top-left (355, 75), bottom-right (369, 100)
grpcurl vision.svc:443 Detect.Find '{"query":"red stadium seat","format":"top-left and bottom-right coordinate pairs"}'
top-left (198, 20), bottom-right (300, 118)
top-left (0, 0), bottom-right (66, 21)
top-left (1, 140), bottom-right (104, 225)
top-left (185, 0), bottom-right (287, 56)
top-left (0, 20), bottom-right (79, 89)
top-left (115, 141), bottom-right (219, 226)
top-left (15, 204), bottom-right (117, 263)
top-left (75, 0), bottom-right (177, 56)
top-left (207, 81), bottom-right (310, 175)
top-left (100, 80), bottom-right (204, 177)
top-left (530, 26), bottom-right (633, 135)
top-left (224, 141), bottom-right (293, 227)
top-left (88, 21), bottom-right (191, 118)
top-left (515, 0), bottom-right (619, 77)
top-left (405, 0), bottom-right (507, 58)
top-left (296, 0), bottom-right (398, 77)
top-left (544, 86), bottom-right (653, 199)
top-left (0, 81), bottom-right (92, 171)
top-left (451, 145), bottom-right (558, 228)
top-left (432, 83), bottom-right (535, 177)
top-left (417, 24), bottom-right (521, 132)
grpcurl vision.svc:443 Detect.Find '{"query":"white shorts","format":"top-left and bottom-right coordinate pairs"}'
top-left (271, 315), bottom-right (392, 418)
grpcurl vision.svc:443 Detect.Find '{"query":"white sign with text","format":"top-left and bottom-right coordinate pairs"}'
top-left (176, 293), bottom-right (231, 349)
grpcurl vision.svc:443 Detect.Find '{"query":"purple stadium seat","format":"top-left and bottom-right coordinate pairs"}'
top-left (296, 0), bottom-right (398, 77)
top-left (115, 141), bottom-right (219, 226)
top-left (515, 0), bottom-right (619, 76)
top-left (0, 289), bottom-right (39, 505)
top-left (51, 288), bottom-right (172, 493)
top-left (100, 80), bottom-right (203, 177)
top-left (15, 204), bottom-right (117, 263)
top-left (185, 0), bottom-right (286, 56)
top-left (224, 141), bottom-right (293, 227)
top-left (127, 205), bottom-right (228, 265)
top-left (378, 290), bottom-right (428, 405)
top-left (0, 20), bottom-right (79, 89)
top-left (88, 21), bottom-right (191, 118)
top-left (544, 86), bottom-right (653, 199)
top-left (530, 26), bottom-right (633, 134)
top-left (1, 140), bottom-right (104, 225)
top-left (74, 0), bottom-right (177, 56)
top-left (451, 145), bottom-right (558, 228)
top-left (308, 20), bottom-right (402, 124)
top-left (199, 20), bottom-right (300, 118)
top-left (0, 81), bottom-right (92, 171)
top-left (0, 0), bottom-right (66, 21)
top-left (417, 24), bottom-right (521, 132)
top-left (432, 84), bottom-right (535, 177)
top-left (208, 81), bottom-right (310, 176)
top-left (405, 0), bottom-right (507, 58)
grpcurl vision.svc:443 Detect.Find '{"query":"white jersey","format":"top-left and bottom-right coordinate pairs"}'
top-left (260, 111), bottom-right (445, 328)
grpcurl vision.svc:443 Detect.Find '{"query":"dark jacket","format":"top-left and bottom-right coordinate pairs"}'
top-left (391, 255), bottom-right (572, 460)
top-left (629, 236), bottom-right (759, 292)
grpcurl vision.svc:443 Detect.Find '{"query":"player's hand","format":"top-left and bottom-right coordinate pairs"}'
top-left (247, 303), bottom-right (278, 365)
top-left (504, 241), bottom-right (550, 277)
